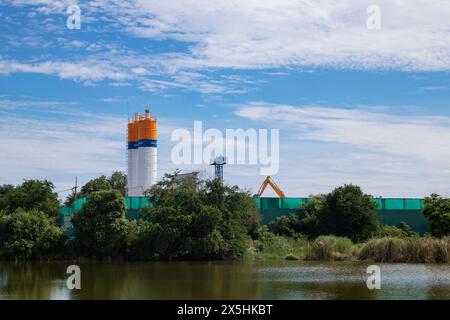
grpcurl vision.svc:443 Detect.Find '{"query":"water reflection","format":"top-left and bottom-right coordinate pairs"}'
top-left (0, 261), bottom-right (449, 300)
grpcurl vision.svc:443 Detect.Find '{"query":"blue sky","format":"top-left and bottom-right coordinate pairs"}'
top-left (1, 0), bottom-right (450, 200)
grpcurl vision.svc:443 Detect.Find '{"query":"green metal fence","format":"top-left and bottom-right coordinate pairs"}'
top-left (255, 197), bottom-right (428, 234)
top-left (60, 196), bottom-right (429, 235)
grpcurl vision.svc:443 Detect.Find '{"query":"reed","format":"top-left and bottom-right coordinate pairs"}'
top-left (305, 235), bottom-right (354, 261)
top-left (360, 237), bottom-right (450, 263)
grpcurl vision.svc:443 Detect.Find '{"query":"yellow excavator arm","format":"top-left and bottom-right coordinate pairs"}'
top-left (256, 176), bottom-right (286, 198)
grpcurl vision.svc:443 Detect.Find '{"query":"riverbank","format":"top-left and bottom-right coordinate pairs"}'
top-left (2, 235), bottom-right (449, 264)
top-left (245, 235), bottom-right (450, 264)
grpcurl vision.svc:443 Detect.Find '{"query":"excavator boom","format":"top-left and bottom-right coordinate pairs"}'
top-left (255, 176), bottom-right (286, 198)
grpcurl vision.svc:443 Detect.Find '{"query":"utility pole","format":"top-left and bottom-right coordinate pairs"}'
top-left (73, 176), bottom-right (78, 200)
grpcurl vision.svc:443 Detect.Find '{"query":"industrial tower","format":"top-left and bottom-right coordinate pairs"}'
top-left (127, 109), bottom-right (157, 196)
top-left (210, 156), bottom-right (227, 182)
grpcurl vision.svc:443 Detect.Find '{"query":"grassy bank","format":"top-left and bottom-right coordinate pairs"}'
top-left (245, 234), bottom-right (450, 264)
top-left (360, 237), bottom-right (450, 263)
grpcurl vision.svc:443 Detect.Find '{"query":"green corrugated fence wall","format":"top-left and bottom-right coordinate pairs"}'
top-left (61, 197), bottom-right (429, 235)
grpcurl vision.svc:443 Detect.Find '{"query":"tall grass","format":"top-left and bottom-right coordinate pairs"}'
top-left (247, 231), bottom-right (450, 264)
top-left (305, 235), bottom-right (356, 261)
top-left (245, 231), bottom-right (308, 260)
top-left (360, 237), bottom-right (450, 263)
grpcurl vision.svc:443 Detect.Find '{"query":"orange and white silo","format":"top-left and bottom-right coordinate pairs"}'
top-left (135, 109), bottom-right (157, 196)
top-left (127, 113), bottom-right (140, 196)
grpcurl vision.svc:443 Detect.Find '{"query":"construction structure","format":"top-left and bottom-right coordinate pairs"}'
top-left (255, 176), bottom-right (286, 198)
top-left (61, 196), bottom-right (429, 236)
top-left (210, 156), bottom-right (227, 182)
top-left (127, 109), bottom-right (157, 196)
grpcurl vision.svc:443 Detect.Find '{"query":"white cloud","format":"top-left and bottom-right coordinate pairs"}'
top-left (235, 102), bottom-right (450, 197)
top-left (0, 105), bottom-right (127, 199)
top-left (101, 0), bottom-right (450, 72)
top-left (0, 59), bottom-right (129, 83)
top-left (3, 0), bottom-right (450, 95)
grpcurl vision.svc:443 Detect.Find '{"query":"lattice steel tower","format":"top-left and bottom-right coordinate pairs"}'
top-left (210, 156), bottom-right (227, 182)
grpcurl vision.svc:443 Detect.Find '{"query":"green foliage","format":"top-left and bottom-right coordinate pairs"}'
top-left (0, 209), bottom-right (66, 260)
top-left (374, 223), bottom-right (415, 238)
top-left (65, 171), bottom-right (127, 206)
top-left (137, 173), bottom-right (260, 260)
top-left (71, 190), bottom-right (131, 258)
top-left (108, 171), bottom-right (127, 196)
top-left (423, 194), bottom-right (450, 237)
top-left (0, 180), bottom-right (60, 218)
top-left (396, 222), bottom-right (418, 237)
top-left (247, 226), bottom-right (308, 260)
top-left (268, 214), bottom-right (301, 238)
top-left (299, 185), bottom-right (379, 242)
top-left (80, 175), bottom-right (112, 195)
top-left (379, 225), bottom-right (406, 238)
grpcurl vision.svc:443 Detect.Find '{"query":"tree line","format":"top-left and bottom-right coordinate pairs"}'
top-left (0, 171), bottom-right (449, 260)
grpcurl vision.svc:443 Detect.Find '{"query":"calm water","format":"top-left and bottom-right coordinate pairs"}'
top-left (0, 260), bottom-right (449, 300)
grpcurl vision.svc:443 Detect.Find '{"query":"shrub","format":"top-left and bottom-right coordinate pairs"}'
top-left (299, 185), bottom-right (379, 242)
top-left (249, 226), bottom-right (308, 260)
top-left (305, 235), bottom-right (354, 261)
top-left (397, 222), bottom-right (418, 237)
top-left (137, 174), bottom-right (259, 260)
top-left (268, 214), bottom-right (301, 237)
top-left (0, 209), bottom-right (66, 260)
top-left (423, 194), bottom-right (450, 237)
top-left (0, 180), bottom-right (60, 218)
top-left (71, 190), bottom-right (131, 258)
top-left (374, 224), bottom-right (411, 238)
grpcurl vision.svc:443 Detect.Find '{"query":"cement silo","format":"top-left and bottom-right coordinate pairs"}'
top-left (127, 113), bottom-right (140, 196)
top-left (127, 109), bottom-right (157, 196)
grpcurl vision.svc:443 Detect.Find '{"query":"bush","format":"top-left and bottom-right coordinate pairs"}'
top-left (65, 171), bottom-right (127, 206)
top-left (71, 190), bottom-right (131, 258)
top-left (268, 214), bottom-right (301, 237)
top-left (249, 227), bottom-right (308, 260)
top-left (137, 174), bottom-right (260, 260)
top-left (0, 180), bottom-right (60, 218)
top-left (423, 194), bottom-right (450, 237)
top-left (299, 185), bottom-right (379, 242)
top-left (375, 224), bottom-right (412, 238)
top-left (305, 235), bottom-right (354, 261)
top-left (0, 209), bottom-right (66, 260)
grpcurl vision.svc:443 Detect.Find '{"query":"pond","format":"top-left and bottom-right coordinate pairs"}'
top-left (0, 260), bottom-right (449, 299)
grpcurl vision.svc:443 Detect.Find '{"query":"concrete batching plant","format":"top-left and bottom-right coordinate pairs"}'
top-left (127, 109), bottom-right (157, 196)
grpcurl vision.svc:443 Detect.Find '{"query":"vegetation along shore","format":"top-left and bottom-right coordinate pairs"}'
top-left (1, 171), bottom-right (449, 263)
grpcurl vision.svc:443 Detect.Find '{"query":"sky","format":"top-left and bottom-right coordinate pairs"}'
top-left (0, 0), bottom-right (450, 200)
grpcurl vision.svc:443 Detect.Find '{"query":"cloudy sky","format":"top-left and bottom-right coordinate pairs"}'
top-left (1, 0), bottom-right (450, 199)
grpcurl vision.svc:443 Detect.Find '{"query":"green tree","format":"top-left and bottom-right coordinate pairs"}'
top-left (0, 209), bottom-right (66, 260)
top-left (0, 180), bottom-right (60, 218)
top-left (108, 171), bottom-right (127, 196)
top-left (80, 175), bottom-right (112, 195)
top-left (268, 214), bottom-right (301, 237)
top-left (138, 173), bottom-right (259, 260)
top-left (299, 185), bottom-right (379, 242)
top-left (65, 172), bottom-right (128, 206)
top-left (71, 190), bottom-right (130, 258)
top-left (423, 194), bottom-right (450, 237)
